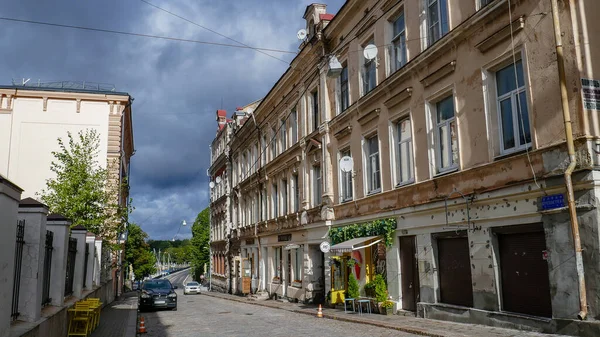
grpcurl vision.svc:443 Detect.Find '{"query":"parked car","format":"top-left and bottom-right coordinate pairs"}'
top-left (138, 279), bottom-right (178, 311)
top-left (183, 282), bottom-right (201, 295)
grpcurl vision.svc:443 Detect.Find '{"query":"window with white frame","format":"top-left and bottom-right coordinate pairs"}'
top-left (337, 65), bottom-right (349, 114)
top-left (271, 127), bottom-right (277, 159)
top-left (260, 188), bottom-right (265, 221)
top-left (362, 40), bottom-right (377, 95)
top-left (241, 153), bottom-right (247, 180)
top-left (340, 149), bottom-right (353, 202)
top-left (281, 179), bottom-right (288, 215)
top-left (495, 59), bottom-right (531, 154)
top-left (274, 247), bottom-right (282, 279)
top-left (427, 0), bottom-right (449, 46)
top-left (434, 95), bottom-right (459, 172)
top-left (272, 183), bottom-right (279, 218)
top-left (312, 90), bottom-right (320, 132)
top-left (293, 174), bottom-right (299, 212)
top-left (313, 165), bottom-right (322, 207)
top-left (391, 11), bottom-right (407, 73)
top-left (290, 108), bottom-right (298, 144)
top-left (293, 248), bottom-right (302, 283)
top-left (261, 134), bottom-right (267, 165)
top-left (395, 117), bottom-right (414, 185)
top-left (254, 144), bottom-right (259, 170)
top-left (480, 0), bottom-right (493, 9)
top-left (365, 135), bottom-right (381, 194)
top-left (281, 119), bottom-right (287, 151)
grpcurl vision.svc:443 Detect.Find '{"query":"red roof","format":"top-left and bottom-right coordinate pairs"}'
top-left (217, 109), bottom-right (227, 117)
top-left (319, 13), bottom-right (334, 21)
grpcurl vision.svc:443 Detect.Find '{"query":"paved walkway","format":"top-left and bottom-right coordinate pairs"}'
top-left (90, 292), bottom-right (138, 337)
top-left (203, 291), bottom-right (569, 337)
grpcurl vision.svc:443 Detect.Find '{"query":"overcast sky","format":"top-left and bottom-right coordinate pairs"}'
top-left (0, 0), bottom-right (344, 240)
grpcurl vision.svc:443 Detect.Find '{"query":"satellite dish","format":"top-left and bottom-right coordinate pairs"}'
top-left (215, 176), bottom-right (222, 184)
top-left (339, 156), bottom-right (354, 173)
top-left (297, 29), bottom-right (307, 41)
top-left (363, 44), bottom-right (378, 60)
top-left (209, 181), bottom-right (215, 189)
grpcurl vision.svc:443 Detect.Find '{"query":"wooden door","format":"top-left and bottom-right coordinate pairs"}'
top-left (399, 236), bottom-right (420, 311)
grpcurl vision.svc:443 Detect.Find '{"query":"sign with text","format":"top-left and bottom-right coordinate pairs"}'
top-left (541, 194), bottom-right (565, 210)
top-left (582, 78), bottom-right (600, 110)
top-left (278, 234), bottom-right (292, 242)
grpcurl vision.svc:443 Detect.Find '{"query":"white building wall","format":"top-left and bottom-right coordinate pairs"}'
top-left (1, 97), bottom-right (111, 198)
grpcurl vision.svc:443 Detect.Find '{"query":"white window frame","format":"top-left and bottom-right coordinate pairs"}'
top-left (293, 248), bottom-right (302, 283)
top-left (270, 127), bottom-right (277, 159)
top-left (336, 64), bottom-right (350, 115)
top-left (281, 179), bottom-right (288, 215)
top-left (290, 108), bottom-right (298, 144)
top-left (274, 247), bottom-right (282, 279)
top-left (432, 94), bottom-right (459, 174)
top-left (390, 11), bottom-right (407, 74)
top-left (272, 183), bottom-right (278, 218)
top-left (313, 165), bottom-right (322, 207)
top-left (311, 89), bottom-right (320, 132)
top-left (391, 115), bottom-right (415, 186)
top-left (361, 39), bottom-right (377, 96)
top-left (293, 174), bottom-right (299, 213)
top-left (427, 0), bottom-right (449, 46)
top-left (339, 148), bottom-right (353, 202)
top-left (281, 119), bottom-right (287, 152)
top-left (478, 0), bottom-right (494, 10)
top-left (363, 134), bottom-right (381, 195)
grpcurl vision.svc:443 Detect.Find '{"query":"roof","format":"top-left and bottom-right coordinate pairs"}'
top-left (319, 13), bottom-right (335, 21)
top-left (217, 109), bottom-right (227, 117)
top-left (19, 197), bottom-right (48, 208)
top-left (47, 213), bottom-right (70, 221)
top-left (0, 174), bottom-right (24, 192)
top-left (0, 84), bottom-right (130, 97)
top-left (72, 225), bottom-right (87, 231)
top-left (330, 236), bottom-right (382, 254)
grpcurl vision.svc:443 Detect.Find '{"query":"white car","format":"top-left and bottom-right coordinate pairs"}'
top-left (183, 281), bottom-right (201, 295)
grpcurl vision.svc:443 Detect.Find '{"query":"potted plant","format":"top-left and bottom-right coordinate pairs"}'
top-left (381, 300), bottom-right (394, 315)
top-left (347, 274), bottom-right (360, 300)
top-left (371, 274), bottom-right (388, 314)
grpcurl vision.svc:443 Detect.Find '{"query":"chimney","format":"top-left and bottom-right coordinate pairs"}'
top-left (216, 109), bottom-right (227, 131)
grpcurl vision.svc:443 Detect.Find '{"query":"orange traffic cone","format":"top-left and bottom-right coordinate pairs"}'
top-left (138, 316), bottom-right (147, 334)
top-left (317, 304), bottom-right (323, 318)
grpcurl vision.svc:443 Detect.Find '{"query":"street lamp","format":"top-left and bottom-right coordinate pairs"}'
top-left (172, 220), bottom-right (188, 242)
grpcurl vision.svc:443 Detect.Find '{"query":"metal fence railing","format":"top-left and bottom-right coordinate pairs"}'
top-left (82, 243), bottom-right (89, 288)
top-left (42, 230), bottom-right (53, 307)
top-left (11, 220), bottom-right (25, 321)
top-left (64, 237), bottom-right (77, 296)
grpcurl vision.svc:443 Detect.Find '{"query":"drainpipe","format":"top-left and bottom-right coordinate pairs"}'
top-left (550, 0), bottom-right (587, 320)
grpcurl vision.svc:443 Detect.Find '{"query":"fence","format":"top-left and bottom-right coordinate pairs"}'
top-left (42, 230), bottom-right (54, 307)
top-left (11, 220), bottom-right (25, 321)
top-left (64, 237), bottom-right (77, 296)
top-left (83, 243), bottom-right (89, 288)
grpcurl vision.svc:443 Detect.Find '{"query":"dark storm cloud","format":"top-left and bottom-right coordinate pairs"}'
top-left (1, 0), bottom-right (345, 239)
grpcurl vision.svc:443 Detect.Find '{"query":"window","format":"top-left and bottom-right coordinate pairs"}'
top-left (290, 108), bottom-right (298, 144)
top-left (274, 247), bottom-right (282, 279)
top-left (391, 12), bottom-right (407, 73)
top-left (362, 40), bottom-right (377, 95)
top-left (281, 119), bottom-right (287, 151)
top-left (260, 188), bottom-right (265, 221)
top-left (496, 60), bottom-right (531, 154)
top-left (435, 95), bottom-right (459, 172)
top-left (340, 149), bottom-right (353, 202)
top-left (294, 248), bottom-right (302, 282)
top-left (480, 0), bottom-right (493, 8)
top-left (396, 118), bottom-right (414, 184)
top-left (261, 135), bottom-right (267, 166)
top-left (313, 165), bottom-right (322, 207)
top-left (338, 66), bottom-right (349, 114)
top-left (271, 128), bottom-right (277, 159)
top-left (427, 0), bottom-right (449, 46)
top-left (241, 153), bottom-right (247, 180)
top-left (282, 179), bottom-right (288, 215)
top-left (293, 174), bottom-right (299, 212)
top-left (312, 90), bottom-right (320, 132)
top-left (272, 183), bottom-right (279, 218)
top-left (366, 135), bottom-right (381, 194)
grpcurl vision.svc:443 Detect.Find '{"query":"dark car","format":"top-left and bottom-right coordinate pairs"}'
top-left (138, 279), bottom-right (178, 311)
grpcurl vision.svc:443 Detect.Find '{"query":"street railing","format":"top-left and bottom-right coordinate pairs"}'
top-left (11, 220), bottom-right (25, 321)
top-left (41, 230), bottom-right (53, 307)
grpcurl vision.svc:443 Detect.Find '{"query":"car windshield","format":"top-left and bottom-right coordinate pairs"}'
top-left (187, 282), bottom-right (199, 286)
top-left (143, 280), bottom-right (172, 289)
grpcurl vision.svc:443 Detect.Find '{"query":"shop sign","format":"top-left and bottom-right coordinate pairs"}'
top-left (245, 239), bottom-right (255, 245)
top-left (278, 234), bottom-right (292, 242)
top-left (582, 78), bottom-right (600, 110)
top-left (320, 241), bottom-right (331, 253)
top-left (541, 194), bottom-right (565, 210)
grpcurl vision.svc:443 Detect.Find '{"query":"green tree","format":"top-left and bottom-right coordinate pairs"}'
top-left (125, 223), bottom-right (156, 280)
top-left (38, 129), bottom-right (126, 238)
top-left (347, 273), bottom-right (360, 299)
top-left (190, 207), bottom-right (210, 281)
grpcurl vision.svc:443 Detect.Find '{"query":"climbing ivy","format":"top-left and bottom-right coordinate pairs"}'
top-left (328, 218), bottom-right (397, 247)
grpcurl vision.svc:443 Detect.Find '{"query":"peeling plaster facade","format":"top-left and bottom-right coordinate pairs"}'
top-left (208, 0), bottom-right (600, 334)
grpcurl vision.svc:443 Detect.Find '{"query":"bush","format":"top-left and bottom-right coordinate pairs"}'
top-left (363, 281), bottom-right (375, 297)
top-left (381, 300), bottom-right (394, 309)
top-left (347, 274), bottom-right (360, 299)
top-left (372, 274), bottom-right (388, 302)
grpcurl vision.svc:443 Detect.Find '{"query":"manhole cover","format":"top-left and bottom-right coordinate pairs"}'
top-left (218, 311), bottom-right (231, 314)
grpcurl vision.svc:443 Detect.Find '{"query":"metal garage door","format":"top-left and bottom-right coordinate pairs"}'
top-left (437, 236), bottom-right (473, 307)
top-left (499, 230), bottom-right (552, 317)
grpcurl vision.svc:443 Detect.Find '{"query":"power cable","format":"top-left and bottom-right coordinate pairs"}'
top-left (0, 16), bottom-right (297, 54)
top-left (139, 0), bottom-right (291, 64)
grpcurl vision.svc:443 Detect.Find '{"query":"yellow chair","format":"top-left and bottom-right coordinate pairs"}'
top-left (82, 298), bottom-right (102, 330)
top-left (67, 302), bottom-right (93, 337)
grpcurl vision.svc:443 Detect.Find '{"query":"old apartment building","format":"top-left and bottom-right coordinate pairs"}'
top-left (208, 0), bottom-right (600, 334)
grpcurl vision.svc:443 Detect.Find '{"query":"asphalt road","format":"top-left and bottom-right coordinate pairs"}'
top-left (140, 270), bottom-right (418, 337)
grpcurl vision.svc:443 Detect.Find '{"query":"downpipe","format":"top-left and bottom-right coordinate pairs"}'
top-left (551, 0), bottom-right (587, 320)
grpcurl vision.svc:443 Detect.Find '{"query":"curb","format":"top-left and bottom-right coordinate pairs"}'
top-left (202, 292), bottom-right (444, 337)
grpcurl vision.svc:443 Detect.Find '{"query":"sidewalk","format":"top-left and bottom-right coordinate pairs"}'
top-left (90, 292), bottom-right (138, 337)
top-left (203, 291), bottom-right (569, 337)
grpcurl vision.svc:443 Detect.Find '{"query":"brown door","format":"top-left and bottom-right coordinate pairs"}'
top-left (498, 230), bottom-right (552, 317)
top-left (437, 236), bottom-right (473, 307)
top-left (400, 236), bottom-right (420, 311)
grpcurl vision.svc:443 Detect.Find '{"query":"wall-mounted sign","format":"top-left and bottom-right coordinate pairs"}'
top-left (320, 241), bottom-right (331, 253)
top-left (278, 234), bottom-right (292, 242)
top-left (541, 194), bottom-right (565, 210)
top-left (284, 244), bottom-right (300, 250)
top-left (245, 239), bottom-right (255, 245)
top-left (582, 78), bottom-right (600, 110)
